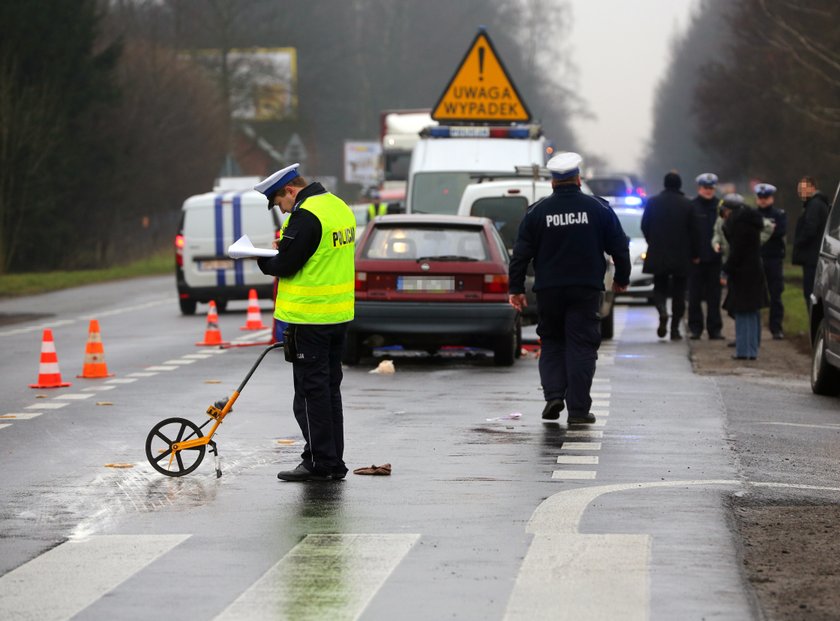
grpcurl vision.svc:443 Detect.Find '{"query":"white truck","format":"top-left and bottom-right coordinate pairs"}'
top-left (379, 109), bottom-right (435, 198)
top-left (405, 124), bottom-right (549, 215)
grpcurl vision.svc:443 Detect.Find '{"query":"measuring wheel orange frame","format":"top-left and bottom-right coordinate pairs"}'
top-left (145, 342), bottom-right (284, 478)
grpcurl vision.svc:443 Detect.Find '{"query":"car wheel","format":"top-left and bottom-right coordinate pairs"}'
top-left (811, 319), bottom-right (840, 396)
top-left (493, 328), bottom-right (516, 367)
top-left (600, 305), bottom-right (615, 340)
top-left (342, 332), bottom-right (362, 366)
top-left (179, 298), bottom-right (197, 315)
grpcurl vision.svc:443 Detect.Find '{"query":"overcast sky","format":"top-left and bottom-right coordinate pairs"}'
top-left (566, 0), bottom-right (700, 174)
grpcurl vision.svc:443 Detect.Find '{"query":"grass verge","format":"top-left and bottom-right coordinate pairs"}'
top-left (0, 251), bottom-right (172, 299)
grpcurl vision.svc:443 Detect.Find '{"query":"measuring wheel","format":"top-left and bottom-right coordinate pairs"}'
top-left (145, 417), bottom-right (206, 477)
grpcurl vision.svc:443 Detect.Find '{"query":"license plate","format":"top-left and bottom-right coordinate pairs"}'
top-left (397, 276), bottom-right (454, 292)
top-left (198, 259), bottom-right (234, 271)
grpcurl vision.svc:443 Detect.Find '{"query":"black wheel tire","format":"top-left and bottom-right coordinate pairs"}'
top-left (215, 299), bottom-right (228, 313)
top-left (179, 298), bottom-right (197, 315)
top-left (342, 332), bottom-right (362, 366)
top-left (601, 305), bottom-right (615, 340)
top-left (493, 328), bottom-right (516, 367)
top-left (811, 319), bottom-right (840, 396)
top-left (145, 417), bottom-right (206, 477)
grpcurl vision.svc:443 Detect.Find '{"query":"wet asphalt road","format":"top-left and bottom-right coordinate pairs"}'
top-left (1, 276), bottom-right (839, 620)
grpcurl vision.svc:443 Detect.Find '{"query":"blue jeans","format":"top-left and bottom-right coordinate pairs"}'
top-left (734, 312), bottom-right (760, 358)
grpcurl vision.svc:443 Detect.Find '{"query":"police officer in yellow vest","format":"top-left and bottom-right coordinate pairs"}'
top-left (255, 163), bottom-right (356, 482)
top-left (367, 190), bottom-right (388, 223)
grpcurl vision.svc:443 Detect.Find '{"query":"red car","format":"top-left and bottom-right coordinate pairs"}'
top-left (346, 214), bottom-right (521, 366)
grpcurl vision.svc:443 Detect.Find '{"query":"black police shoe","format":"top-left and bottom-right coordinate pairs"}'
top-left (541, 399), bottom-right (565, 420)
top-left (568, 412), bottom-right (596, 425)
top-left (709, 333), bottom-right (725, 340)
top-left (689, 333), bottom-right (701, 340)
top-left (331, 469), bottom-right (348, 480)
top-left (670, 330), bottom-right (682, 341)
top-left (277, 464), bottom-right (331, 482)
top-left (772, 332), bottom-right (784, 340)
top-left (657, 315), bottom-right (668, 338)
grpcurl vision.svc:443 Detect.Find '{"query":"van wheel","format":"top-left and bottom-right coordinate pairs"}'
top-left (600, 306), bottom-right (614, 340)
top-left (342, 332), bottom-right (362, 366)
top-left (179, 298), bottom-right (197, 315)
top-left (493, 328), bottom-right (516, 366)
top-left (811, 320), bottom-right (840, 395)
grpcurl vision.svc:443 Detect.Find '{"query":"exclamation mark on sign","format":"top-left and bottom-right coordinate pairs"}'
top-left (478, 46), bottom-right (485, 81)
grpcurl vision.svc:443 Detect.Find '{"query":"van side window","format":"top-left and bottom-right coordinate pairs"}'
top-left (827, 198), bottom-right (840, 241)
top-left (471, 196), bottom-right (529, 250)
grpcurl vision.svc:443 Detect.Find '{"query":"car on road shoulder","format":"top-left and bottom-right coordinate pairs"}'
top-left (809, 183), bottom-right (840, 395)
top-left (587, 174), bottom-right (647, 208)
top-left (346, 214), bottom-right (521, 366)
top-left (613, 206), bottom-right (654, 302)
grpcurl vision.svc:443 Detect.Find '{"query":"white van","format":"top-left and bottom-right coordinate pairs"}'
top-left (175, 180), bottom-right (282, 315)
top-left (456, 175), bottom-right (616, 337)
top-left (405, 124), bottom-right (548, 215)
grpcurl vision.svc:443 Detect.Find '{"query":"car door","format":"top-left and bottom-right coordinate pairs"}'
top-left (819, 192), bottom-right (840, 358)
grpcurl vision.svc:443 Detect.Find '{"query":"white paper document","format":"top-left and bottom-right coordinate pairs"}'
top-left (227, 234), bottom-right (278, 259)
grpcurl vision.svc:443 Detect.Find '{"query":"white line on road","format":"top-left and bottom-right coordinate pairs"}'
top-left (81, 386), bottom-right (115, 392)
top-left (53, 393), bottom-right (94, 400)
top-left (751, 421), bottom-right (840, 431)
top-left (128, 372), bottom-right (158, 377)
top-left (26, 402), bottom-right (68, 410)
top-left (105, 378), bottom-right (137, 384)
top-left (551, 470), bottom-right (597, 480)
top-left (561, 442), bottom-right (601, 450)
top-left (565, 430), bottom-right (603, 438)
top-left (0, 319), bottom-right (75, 338)
top-left (0, 413), bottom-right (42, 420)
top-left (0, 423), bottom-right (10, 431)
top-left (163, 359), bottom-right (196, 365)
top-left (145, 366), bottom-right (178, 371)
top-left (0, 534), bottom-right (189, 621)
top-left (557, 455), bottom-right (599, 465)
top-left (215, 534), bottom-right (420, 621)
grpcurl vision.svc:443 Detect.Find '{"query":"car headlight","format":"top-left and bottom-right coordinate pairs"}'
top-left (634, 251), bottom-right (646, 265)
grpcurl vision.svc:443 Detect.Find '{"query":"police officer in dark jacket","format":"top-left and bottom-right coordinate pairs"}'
top-left (688, 173), bottom-right (724, 340)
top-left (509, 152), bottom-right (630, 425)
top-left (255, 163), bottom-right (356, 482)
top-left (641, 172), bottom-right (699, 340)
top-left (754, 183), bottom-right (787, 338)
top-left (792, 176), bottom-right (831, 309)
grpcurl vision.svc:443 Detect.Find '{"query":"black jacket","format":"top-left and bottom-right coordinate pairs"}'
top-left (509, 184), bottom-right (630, 293)
top-left (641, 188), bottom-right (698, 276)
top-left (792, 192), bottom-right (830, 266)
top-left (722, 206), bottom-right (769, 314)
top-left (691, 195), bottom-right (722, 264)
top-left (257, 182), bottom-right (327, 278)
top-left (757, 203), bottom-right (787, 260)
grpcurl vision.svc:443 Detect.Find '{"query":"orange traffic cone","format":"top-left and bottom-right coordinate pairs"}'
top-left (196, 301), bottom-right (229, 346)
top-left (78, 319), bottom-right (113, 378)
top-left (30, 329), bottom-right (71, 388)
top-left (240, 289), bottom-right (268, 330)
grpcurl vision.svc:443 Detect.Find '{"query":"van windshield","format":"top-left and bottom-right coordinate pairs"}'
top-left (470, 197), bottom-right (529, 250)
top-left (410, 172), bottom-right (475, 214)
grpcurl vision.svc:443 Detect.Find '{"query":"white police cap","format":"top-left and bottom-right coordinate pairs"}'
top-left (754, 183), bottom-right (776, 197)
top-left (254, 163), bottom-right (301, 207)
top-left (547, 152), bottom-right (583, 180)
top-left (695, 172), bottom-right (718, 187)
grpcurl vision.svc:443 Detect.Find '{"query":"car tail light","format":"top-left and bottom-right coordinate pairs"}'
top-left (355, 271), bottom-right (367, 292)
top-left (175, 233), bottom-right (184, 267)
top-left (483, 274), bottom-right (508, 294)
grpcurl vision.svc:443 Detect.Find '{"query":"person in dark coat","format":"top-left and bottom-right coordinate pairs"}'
top-left (641, 172), bottom-right (699, 340)
top-left (792, 176), bottom-right (831, 309)
top-left (721, 194), bottom-right (769, 360)
top-left (688, 173), bottom-right (725, 340)
top-left (754, 183), bottom-right (787, 339)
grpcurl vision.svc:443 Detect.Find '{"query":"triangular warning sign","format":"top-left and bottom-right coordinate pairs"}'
top-left (432, 29), bottom-right (531, 124)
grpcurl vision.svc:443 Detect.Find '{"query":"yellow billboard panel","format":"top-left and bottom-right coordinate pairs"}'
top-left (432, 30), bottom-right (530, 124)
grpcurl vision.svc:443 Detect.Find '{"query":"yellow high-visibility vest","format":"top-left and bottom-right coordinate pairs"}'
top-left (368, 202), bottom-right (388, 221)
top-left (276, 193), bottom-right (356, 324)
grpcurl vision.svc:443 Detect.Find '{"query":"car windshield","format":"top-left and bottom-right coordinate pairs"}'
top-left (588, 179), bottom-right (628, 197)
top-left (616, 210), bottom-right (643, 238)
top-left (410, 172), bottom-right (479, 215)
top-left (361, 225), bottom-right (489, 261)
top-left (470, 196), bottom-right (529, 250)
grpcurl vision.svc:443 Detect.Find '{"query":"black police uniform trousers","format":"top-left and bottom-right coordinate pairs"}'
top-left (536, 286), bottom-right (601, 416)
top-left (289, 323), bottom-right (348, 477)
top-left (653, 272), bottom-right (687, 327)
top-left (762, 257), bottom-right (784, 334)
top-left (688, 261), bottom-right (723, 337)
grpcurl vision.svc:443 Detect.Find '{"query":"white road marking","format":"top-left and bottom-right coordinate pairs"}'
top-left (0, 423), bottom-right (11, 431)
top-left (565, 430), bottom-right (603, 438)
top-left (591, 409), bottom-right (609, 416)
top-left (590, 392), bottom-right (611, 398)
top-left (198, 348), bottom-right (227, 354)
top-left (0, 319), bottom-right (75, 338)
top-left (128, 372), bottom-right (158, 377)
top-left (81, 385), bottom-right (115, 392)
top-left (76, 298), bottom-right (169, 320)
top-left (26, 402), bottom-right (68, 410)
top-left (551, 470), bottom-right (597, 480)
top-left (215, 534), bottom-right (420, 621)
top-left (592, 400), bottom-right (610, 407)
top-left (163, 359), bottom-right (196, 365)
top-left (0, 534), bottom-right (189, 621)
top-left (751, 422), bottom-right (840, 431)
top-left (53, 393), bottom-right (93, 400)
top-left (561, 441), bottom-right (601, 450)
top-left (0, 412), bottom-right (42, 420)
top-left (105, 378), bottom-right (137, 384)
top-left (592, 378), bottom-right (610, 384)
top-left (557, 455), bottom-right (599, 465)
top-left (181, 354), bottom-right (212, 359)
top-left (145, 366), bottom-right (178, 371)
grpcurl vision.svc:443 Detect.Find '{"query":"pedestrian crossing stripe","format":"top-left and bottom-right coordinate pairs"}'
top-left (215, 533), bottom-right (420, 620)
top-left (0, 534), bottom-right (189, 620)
